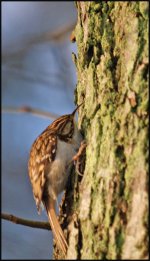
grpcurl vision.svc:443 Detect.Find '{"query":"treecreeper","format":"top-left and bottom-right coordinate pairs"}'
top-left (28, 103), bottom-right (83, 255)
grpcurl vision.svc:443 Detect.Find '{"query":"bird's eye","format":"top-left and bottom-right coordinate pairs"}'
top-left (62, 121), bottom-right (72, 135)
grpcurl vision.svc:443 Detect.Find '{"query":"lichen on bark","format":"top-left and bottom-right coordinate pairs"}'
top-left (56, 2), bottom-right (148, 260)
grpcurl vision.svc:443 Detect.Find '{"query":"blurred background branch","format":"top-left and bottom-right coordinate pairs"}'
top-left (2, 213), bottom-right (51, 231)
top-left (2, 106), bottom-right (59, 120)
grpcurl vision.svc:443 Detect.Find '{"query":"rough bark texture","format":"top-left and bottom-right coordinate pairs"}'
top-left (55, 2), bottom-right (149, 260)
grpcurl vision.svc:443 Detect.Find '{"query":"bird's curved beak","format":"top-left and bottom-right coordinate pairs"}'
top-left (72, 102), bottom-right (84, 117)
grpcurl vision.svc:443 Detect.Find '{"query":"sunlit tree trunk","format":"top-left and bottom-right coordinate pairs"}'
top-left (56, 2), bottom-right (149, 260)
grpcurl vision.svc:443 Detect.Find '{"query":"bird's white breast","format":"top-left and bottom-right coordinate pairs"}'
top-left (47, 126), bottom-right (82, 200)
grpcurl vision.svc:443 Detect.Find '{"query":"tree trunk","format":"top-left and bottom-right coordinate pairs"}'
top-left (55, 2), bottom-right (149, 260)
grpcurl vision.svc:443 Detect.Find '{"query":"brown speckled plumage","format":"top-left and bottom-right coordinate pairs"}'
top-left (28, 104), bottom-right (83, 254)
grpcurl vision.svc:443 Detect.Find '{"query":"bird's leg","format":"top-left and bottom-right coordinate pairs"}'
top-left (73, 140), bottom-right (87, 176)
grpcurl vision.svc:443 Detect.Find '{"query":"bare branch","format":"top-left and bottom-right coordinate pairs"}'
top-left (1, 212), bottom-right (51, 230)
top-left (2, 106), bottom-right (60, 120)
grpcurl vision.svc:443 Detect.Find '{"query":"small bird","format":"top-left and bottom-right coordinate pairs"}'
top-left (28, 103), bottom-right (83, 254)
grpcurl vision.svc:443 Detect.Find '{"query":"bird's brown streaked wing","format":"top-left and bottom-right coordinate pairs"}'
top-left (28, 131), bottom-right (57, 213)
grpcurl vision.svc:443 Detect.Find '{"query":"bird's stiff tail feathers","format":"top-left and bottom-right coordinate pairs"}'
top-left (43, 198), bottom-right (68, 255)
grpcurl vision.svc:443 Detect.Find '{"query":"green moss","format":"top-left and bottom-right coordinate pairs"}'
top-left (108, 1), bottom-right (115, 12)
top-left (75, 22), bottom-right (83, 43)
top-left (91, 179), bottom-right (105, 225)
top-left (137, 85), bottom-right (148, 113)
top-left (93, 3), bottom-right (101, 12)
top-left (81, 221), bottom-right (96, 259)
top-left (134, 16), bottom-right (147, 69)
top-left (74, 86), bottom-right (78, 104)
top-left (72, 52), bottom-right (77, 67)
top-left (139, 2), bottom-right (149, 19)
top-left (116, 229), bottom-right (124, 256)
top-left (101, 19), bottom-right (114, 53)
top-left (102, 2), bottom-right (108, 13)
top-left (124, 128), bottom-right (147, 201)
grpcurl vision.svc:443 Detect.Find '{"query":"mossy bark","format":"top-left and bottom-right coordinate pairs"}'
top-left (55, 2), bottom-right (149, 260)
